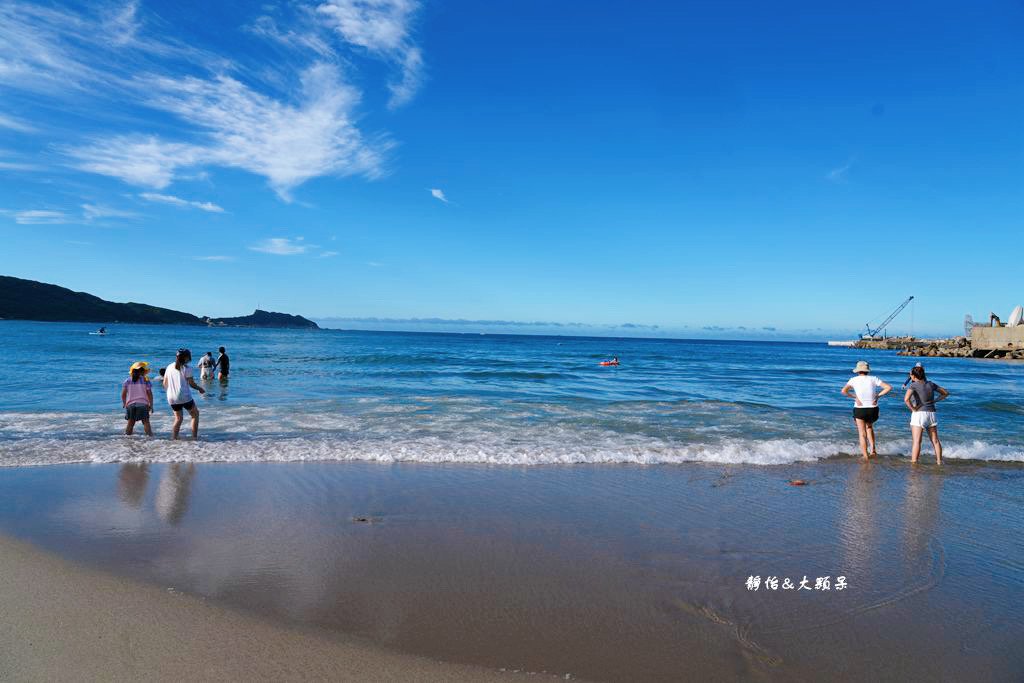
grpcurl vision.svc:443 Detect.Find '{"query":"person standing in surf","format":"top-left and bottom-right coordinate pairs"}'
top-left (214, 346), bottom-right (230, 380)
top-left (121, 361), bottom-right (154, 437)
top-left (903, 365), bottom-right (949, 465)
top-left (841, 361), bottom-right (892, 459)
top-left (163, 348), bottom-right (205, 440)
top-left (197, 351), bottom-right (216, 380)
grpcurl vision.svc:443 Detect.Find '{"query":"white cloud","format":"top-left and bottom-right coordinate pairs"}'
top-left (140, 192), bottom-right (225, 213)
top-left (2, 3), bottom-right (405, 201)
top-left (249, 237), bottom-right (312, 255)
top-left (82, 204), bottom-right (137, 221)
top-left (70, 65), bottom-right (388, 200)
top-left (194, 255), bottom-right (234, 261)
top-left (367, 261), bottom-right (383, 267)
top-left (68, 136), bottom-right (205, 189)
top-left (0, 114), bottom-right (35, 132)
top-left (317, 0), bottom-right (424, 108)
top-left (0, 160), bottom-right (41, 171)
top-left (4, 204), bottom-right (135, 224)
top-left (105, 1), bottom-right (140, 47)
top-left (318, 250), bottom-right (339, 258)
top-left (11, 209), bottom-right (69, 224)
top-left (826, 161), bottom-right (852, 182)
top-left (429, 188), bottom-right (448, 203)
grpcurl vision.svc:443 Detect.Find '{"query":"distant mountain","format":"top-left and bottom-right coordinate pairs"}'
top-left (0, 275), bottom-right (203, 325)
top-left (0, 276), bottom-right (319, 329)
top-left (207, 310), bottom-right (319, 329)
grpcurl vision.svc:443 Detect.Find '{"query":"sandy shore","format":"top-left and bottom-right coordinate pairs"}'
top-left (0, 534), bottom-right (539, 682)
top-left (1, 460), bottom-right (1023, 681)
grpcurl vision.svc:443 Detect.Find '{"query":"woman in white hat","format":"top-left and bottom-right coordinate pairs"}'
top-left (841, 360), bottom-right (892, 458)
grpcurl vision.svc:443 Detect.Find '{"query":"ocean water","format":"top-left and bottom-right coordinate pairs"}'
top-left (0, 321), bottom-right (1021, 467)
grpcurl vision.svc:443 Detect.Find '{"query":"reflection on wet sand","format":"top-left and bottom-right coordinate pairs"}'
top-left (901, 468), bottom-right (944, 572)
top-left (155, 463), bottom-right (196, 525)
top-left (117, 464), bottom-right (149, 508)
top-left (839, 461), bottom-right (883, 583)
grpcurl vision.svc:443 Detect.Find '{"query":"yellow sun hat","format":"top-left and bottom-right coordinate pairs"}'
top-left (129, 361), bottom-right (150, 373)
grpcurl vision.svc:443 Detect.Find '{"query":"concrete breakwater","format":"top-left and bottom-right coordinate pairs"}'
top-left (852, 329), bottom-right (1024, 359)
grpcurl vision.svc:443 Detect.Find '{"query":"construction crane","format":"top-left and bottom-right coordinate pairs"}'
top-left (862, 296), bottom-right (914, 340)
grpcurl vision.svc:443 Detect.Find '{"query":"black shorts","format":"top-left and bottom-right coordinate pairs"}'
top-left (853, 407), bottom-right (879, 424)
top-left (125, 405), bottom-right (150, 421)
top-left (171, 400), bottom-right (196, 413)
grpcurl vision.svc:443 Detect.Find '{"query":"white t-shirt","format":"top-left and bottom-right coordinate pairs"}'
top-left (845, 374), bottom-right (883, 408)
top-left (164, 364), bottom-right (194, 405)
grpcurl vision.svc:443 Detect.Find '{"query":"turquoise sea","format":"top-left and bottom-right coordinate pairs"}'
top-left (0, 321), bottom-right (1022, 467)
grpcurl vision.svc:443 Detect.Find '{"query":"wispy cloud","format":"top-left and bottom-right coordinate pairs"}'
top-left (1, 2), bottom-right (419, 201)
top-left (826, 161), bottom-right (852, 182)
top-left (194, 255), bottom-right (234, 262)
top-left (249, 237), bottom-right (312, 255)
top-left (318, 250), bottom-right (339, 258)
top-left (0, 113), bottom-right (35, 132)
top-left (318, 316), bottom-right (661, 331)
top-left (429, 188), bottom-right (448, 203)
top-left (82, 204), bottom-right (137, 221)
top-left (140, 192), bottom-right (224, 213)
top-left (9, 209), bottom-right (70, 225)
top-left (105, 1), bottom-right (140, 47)
top-left (0, 160), bottom-right (42, 171)
top-left (4, 204), bottom-right (136, 224)
top-left (68, 65), bottom-right (387, 200)
top-left (317, 0), bottom-right (424, 108)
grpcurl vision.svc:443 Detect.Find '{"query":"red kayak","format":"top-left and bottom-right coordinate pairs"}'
top-left (599, 361), bottom-right (619, 366)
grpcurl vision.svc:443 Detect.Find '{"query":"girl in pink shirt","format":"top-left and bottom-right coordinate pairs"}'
top-left (121, 362), bottom-right (154, 437)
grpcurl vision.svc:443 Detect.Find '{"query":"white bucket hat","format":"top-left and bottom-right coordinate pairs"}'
top-left (853, 360), bottom-right (870, 373)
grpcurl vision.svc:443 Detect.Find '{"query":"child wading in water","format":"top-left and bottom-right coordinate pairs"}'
top-left (121, 361), bottom-right (154, 437)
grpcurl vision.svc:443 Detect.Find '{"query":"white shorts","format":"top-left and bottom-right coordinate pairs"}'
top-left (910, 411), bottom-right (938, 429)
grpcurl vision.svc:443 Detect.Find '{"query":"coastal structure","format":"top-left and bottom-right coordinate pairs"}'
top-left (840, 315), bottom-right (1024, 359)
top-left (969, 326), bottom-right (1024, 358)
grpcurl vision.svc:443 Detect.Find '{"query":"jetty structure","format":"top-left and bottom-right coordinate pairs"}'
top-left (830, 303), bottom-right (1024, 360)
top-left (827, 296), bottom-right (914, 348)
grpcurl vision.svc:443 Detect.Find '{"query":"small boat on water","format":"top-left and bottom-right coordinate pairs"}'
top-left (826, 340), bottom-right (857, 347)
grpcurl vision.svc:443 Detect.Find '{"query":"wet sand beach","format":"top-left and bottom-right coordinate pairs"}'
top-left (0, 534), bottom-right (540, 682)
top-left (1, 458), bottom-right (1022, 681)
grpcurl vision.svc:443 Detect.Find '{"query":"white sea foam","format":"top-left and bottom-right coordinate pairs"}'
top-left (1, 409), bottom-right (1021, 468)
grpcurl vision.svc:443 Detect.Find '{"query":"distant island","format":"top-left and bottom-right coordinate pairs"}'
top-left (207, 310), bottom-right (319, 329)
top-left (0, 276), bottom-right (319, 329)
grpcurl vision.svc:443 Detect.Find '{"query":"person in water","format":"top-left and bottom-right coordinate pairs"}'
top-left (163, 348), bottom-right (205, 440)
top-left (197, 351), bottom-right (215, 380)
top-left (841, 361), bottom-right (892, 459)
top-left (98, 327), bottom-right (106, 334)
top-left (903, 365), bottom-right (949, 465)
top-left (214, 346), bottom-right (230, 379)
top-left (121, 361), bottom-right (154, 437)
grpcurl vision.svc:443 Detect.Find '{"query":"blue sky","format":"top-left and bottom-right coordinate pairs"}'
top-left (1, 0), bottom-right (1022, 339)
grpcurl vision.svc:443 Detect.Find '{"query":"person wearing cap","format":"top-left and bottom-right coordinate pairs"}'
top-left (163, 348), bottom-right (206, 440)
top-left (903, 365), bottom-right (950, 465)
top-left (841, 361), bottom-right (892, 459)
top-left (121, 361), bottom-right (154, 437)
